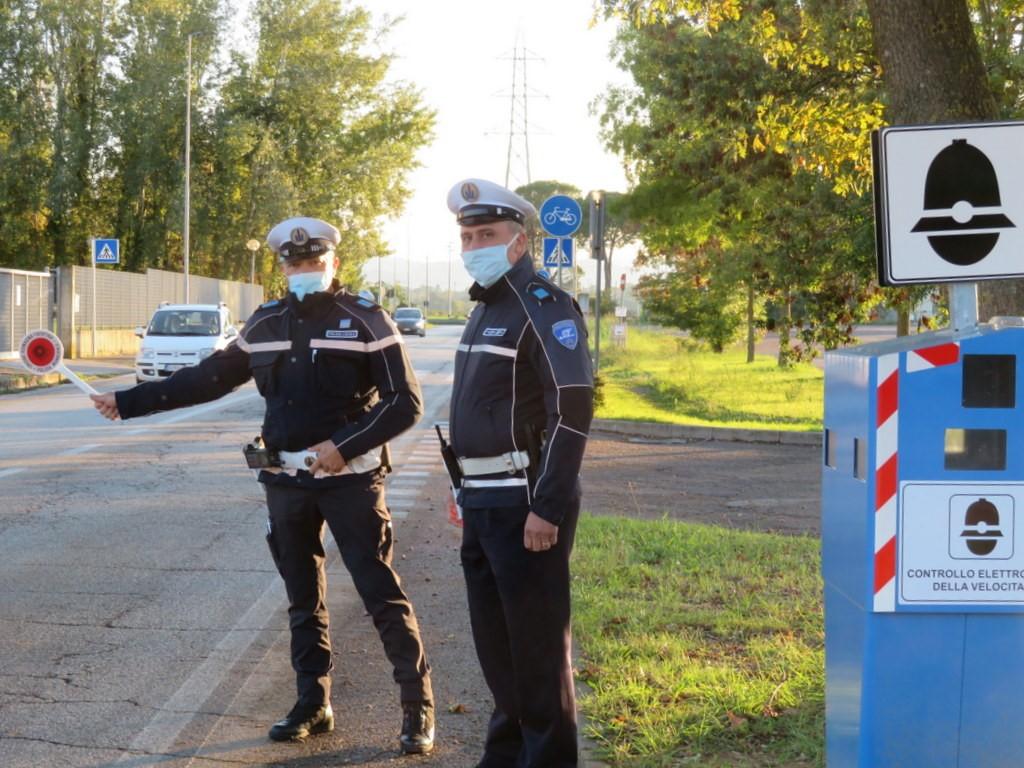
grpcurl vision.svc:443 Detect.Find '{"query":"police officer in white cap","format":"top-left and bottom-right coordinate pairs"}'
top-left (444, 180), bottom-right (594, 767)
top-left (91, 216), bottom-right (436, 754)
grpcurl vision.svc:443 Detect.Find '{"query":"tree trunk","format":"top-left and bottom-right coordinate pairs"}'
top-left (897, 307), bottom-right (910, 337)
top-left (777, 290), bottom-right (793, 368)
top-left (746, 282), bottom-right (755, 363)
top-left (866, 0), bottom-right (1022, 318)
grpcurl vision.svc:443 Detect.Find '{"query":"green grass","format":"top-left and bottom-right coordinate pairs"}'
top-left (594, 326), bottom-right (823, 432)
top-left (573, 514), bottom-right (824, 767)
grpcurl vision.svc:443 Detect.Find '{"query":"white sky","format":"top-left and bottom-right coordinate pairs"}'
top-left (359, 0), bottom-right (635, 294)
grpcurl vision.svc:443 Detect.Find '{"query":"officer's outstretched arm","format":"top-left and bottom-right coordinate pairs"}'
top-left (523, 302), bottom-right (594, 526)
top-left (113, 341), bottom-right (252, 420)
top-left (330, 310), bottom-right (423, 460)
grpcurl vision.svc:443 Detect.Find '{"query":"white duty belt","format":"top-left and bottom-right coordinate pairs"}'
top-left (264, 446), bottom-right (382, 479)
top-left (458, 451), bottom-right (530, 489)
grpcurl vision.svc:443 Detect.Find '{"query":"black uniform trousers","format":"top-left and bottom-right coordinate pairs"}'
top-left (264, 472), bottom-right (432, 707)
top-left (460, 502), bottom-right (580, 768)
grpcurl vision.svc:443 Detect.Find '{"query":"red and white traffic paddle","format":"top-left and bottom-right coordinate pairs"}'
top-left (18, 330), bottom-right (99, 396)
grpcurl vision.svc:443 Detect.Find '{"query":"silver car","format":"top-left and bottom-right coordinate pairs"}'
top-left (393, 307), bottom-right (426, 337)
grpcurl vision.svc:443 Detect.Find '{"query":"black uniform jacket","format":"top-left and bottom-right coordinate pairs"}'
top-left (115, 285), bottom-right (423, 486)
top-left (450, 255), bottom-right (594, 525)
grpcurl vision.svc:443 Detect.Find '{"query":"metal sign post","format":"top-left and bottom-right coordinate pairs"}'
top-left (589, 191), bottom-right (606, 373)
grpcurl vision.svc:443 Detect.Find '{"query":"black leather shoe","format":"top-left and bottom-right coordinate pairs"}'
top-left (268, 702), bottom-right (334, 742)
top-left (400, 701), bottom-right (435, 754)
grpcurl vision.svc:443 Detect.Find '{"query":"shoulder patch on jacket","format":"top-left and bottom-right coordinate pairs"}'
top-left (551, 319), bottom-right (579, 350)
top-left (526, 281), bottom-right (555, 303)
top-left (258, 298), bottom-right (281, 309)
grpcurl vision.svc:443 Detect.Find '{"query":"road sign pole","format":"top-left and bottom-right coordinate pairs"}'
top-left (951, 282), bottom-right (979, 331)
top-left (91, 238), bottom-right (96, 358)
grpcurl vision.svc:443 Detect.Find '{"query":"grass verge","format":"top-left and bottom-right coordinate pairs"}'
top-left (573, 514), bottom-right (824, 767)
top-left (594, 326), bottom-right (823, 432)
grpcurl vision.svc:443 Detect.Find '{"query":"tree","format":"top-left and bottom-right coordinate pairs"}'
top-left (0, 0), bottom-right (432, 290)
top-left (0, 1), bottom-right (54, 268)
top-left (599, 9), bottom-right (884, 362)
top-left (202, 0), bottom-right (434, 287)
top-left (866, 0), bottom-right (1021, 319)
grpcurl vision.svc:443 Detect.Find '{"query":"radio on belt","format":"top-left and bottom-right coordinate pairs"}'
top-left (825, 119), bottom-right (1024, 766)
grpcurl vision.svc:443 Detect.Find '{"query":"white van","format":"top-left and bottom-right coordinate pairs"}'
top-left (134, 303), bottom-right (238, 383)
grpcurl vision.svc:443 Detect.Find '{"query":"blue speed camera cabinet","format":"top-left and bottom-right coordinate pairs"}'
top-left (823, 320), bottom-right (1024, 767)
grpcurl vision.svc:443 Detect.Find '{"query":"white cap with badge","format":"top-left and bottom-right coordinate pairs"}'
top-left (266, 216), bottom-right (341, 262)
top-left (447, 178), bottom-right (537, 226)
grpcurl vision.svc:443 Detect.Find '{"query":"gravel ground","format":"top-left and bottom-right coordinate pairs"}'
top-left (580, 434), bottom-right (822, 536)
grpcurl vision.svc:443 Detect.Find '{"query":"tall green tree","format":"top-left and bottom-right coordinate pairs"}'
top-left (203, 0), bottom-right (434, 288)
top-left (41, 0), bottom-right (111, 266)
top-left (0, 1), bottom-right (52, 268)
top-left (107, 0), bottom-right (223, 273)
top-left (600, 8), bottom-right (883, 363)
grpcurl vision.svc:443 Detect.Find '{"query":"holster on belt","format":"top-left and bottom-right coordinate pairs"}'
top-left (243, 436), bottom-right (281, 469)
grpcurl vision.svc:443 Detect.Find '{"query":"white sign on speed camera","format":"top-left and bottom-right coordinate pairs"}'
top-left (873, 121), bottom-right (1024, 285)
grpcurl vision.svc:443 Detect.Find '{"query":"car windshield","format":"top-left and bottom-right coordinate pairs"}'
top-left (147, 310), bottom-right (221, 336)
top-left (395, 309), bottom-right (422, 319)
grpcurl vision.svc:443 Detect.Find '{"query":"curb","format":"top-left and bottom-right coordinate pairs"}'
top-left (591, 417), bottom-right (822, 447)
top-left (0, 369), bottom-right (62, 392)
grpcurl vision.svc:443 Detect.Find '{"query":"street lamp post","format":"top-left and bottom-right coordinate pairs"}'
top-left (246, 239), bottom-right (260, 285)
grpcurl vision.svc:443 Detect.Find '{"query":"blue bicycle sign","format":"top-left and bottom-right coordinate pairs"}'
top-left (540, 195), bottom-right (583, 237)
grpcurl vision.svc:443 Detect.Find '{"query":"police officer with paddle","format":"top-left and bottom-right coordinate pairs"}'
top-left (91, 216), bottom-right (435, 754)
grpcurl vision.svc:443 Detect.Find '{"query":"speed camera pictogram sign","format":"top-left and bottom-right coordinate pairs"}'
top-left (873, 121), bottom-right (1024, 285)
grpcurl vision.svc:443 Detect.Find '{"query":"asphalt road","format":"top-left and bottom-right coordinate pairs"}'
top-left (0, 325), bottom-right (497, 768)
top-left (0, 321), bottom-right (831, 767)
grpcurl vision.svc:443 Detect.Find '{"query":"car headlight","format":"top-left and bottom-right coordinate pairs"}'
top-left (140, 347), bottom-right (155, 360)
top-left (199, 347), bottom-right (216, 360)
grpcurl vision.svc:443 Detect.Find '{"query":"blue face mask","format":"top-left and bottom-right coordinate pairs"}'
top-left (288, 266), bottom-right (334, 301)
top-left (462, 235), bottom-right (519, 288)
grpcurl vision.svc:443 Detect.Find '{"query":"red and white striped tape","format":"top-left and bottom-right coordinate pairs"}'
top-left (873, 354), bottom-right (899, 611)
top-left (906, 342), bottom-right (959, 373)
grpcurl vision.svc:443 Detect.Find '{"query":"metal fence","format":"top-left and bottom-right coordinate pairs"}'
top-left (0, 268), bottom-right (53, 359)
top-left (0, 266), bottom-right (263, 359)
top-left (56, 266), bottom-right (264, 329)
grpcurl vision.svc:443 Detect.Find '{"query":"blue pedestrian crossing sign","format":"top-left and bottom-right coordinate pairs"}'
top-left (543, 237), bottom-right (574, 268)
top-left (93, 238), bottom-right (119, 265)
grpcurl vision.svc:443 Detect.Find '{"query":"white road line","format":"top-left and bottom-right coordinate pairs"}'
top-left (395, 470), bottom-right (431, 477)
top-left (114, 573), bottom-right (288, 762)
top-left (58, 443), bottom-right (100, 456)
top-left (390, 510), bottom-right (409, 519)
top-left (0, 468), bottom-right (26, 479)
top-left (387, 488), bottom-right (421, 496)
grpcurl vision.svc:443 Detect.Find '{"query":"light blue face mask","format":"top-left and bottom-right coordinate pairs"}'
top-left (288, 267), bottom-right (334, 301)
top-left (462, 235), bottom-right (519, 288)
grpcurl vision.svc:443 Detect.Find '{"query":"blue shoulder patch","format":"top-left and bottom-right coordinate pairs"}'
top-left (357, 298), bottom-right (376, 309)
top-left (552, 319), bottom-right (579, 350)
top-left (259, 299), bottom-right (281, 309)
top-left (527, 282), bottom-right (554, 302)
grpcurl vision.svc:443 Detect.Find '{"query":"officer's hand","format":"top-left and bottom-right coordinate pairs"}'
top-left (308, 440), bottom-right (346, 475)
top-left (524, 512), bottom-right (558, 552)
top-left (90, 392), bottom-right (120, 421)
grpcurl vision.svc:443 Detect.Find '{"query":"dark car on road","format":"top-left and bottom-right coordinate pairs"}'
top-left (394, 307), bottom-right (426, 337)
